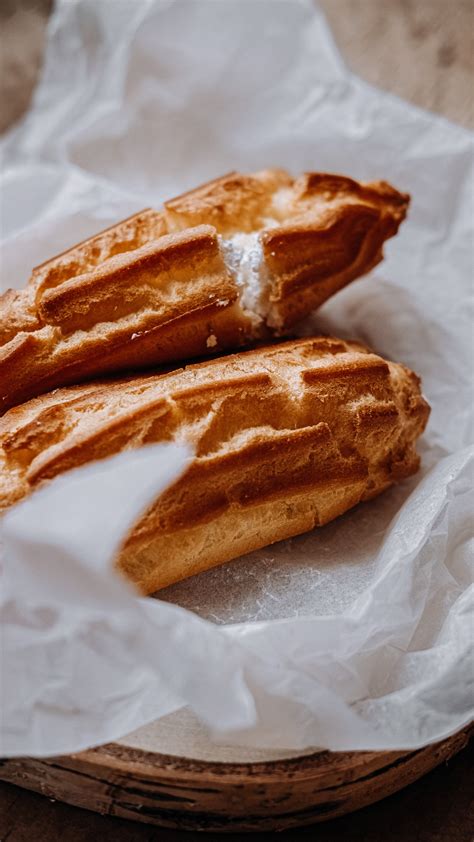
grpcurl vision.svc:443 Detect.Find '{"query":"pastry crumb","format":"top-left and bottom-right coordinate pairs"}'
top-left (206, 334), bottom-right (218, 348)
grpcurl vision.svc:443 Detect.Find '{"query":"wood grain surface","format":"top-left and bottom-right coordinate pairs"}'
top-left (319, 0), bottom-right (474, 129)
top-left (1, 740), bottom-right (473, 841)
top-left (0, 0), bottom-right (473, 839)
top-left (0, 727), bottom-right (472, 834)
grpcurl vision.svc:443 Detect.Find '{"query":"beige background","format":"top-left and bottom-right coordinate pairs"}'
top-left (319, 0), bottom-right (473, 128)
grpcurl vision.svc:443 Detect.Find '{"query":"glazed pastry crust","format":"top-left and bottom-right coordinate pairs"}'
top-left (0, 337), bottom-right (429, 594)
top-left (0, 170), bottom-right (409, 411)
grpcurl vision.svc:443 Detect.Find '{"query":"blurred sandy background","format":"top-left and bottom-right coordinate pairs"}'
top-left (0, 0), bottom-right (473, 136)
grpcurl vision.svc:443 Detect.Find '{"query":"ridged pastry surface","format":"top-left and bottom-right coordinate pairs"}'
top-left (0, 170), bottom-right (409, 411)
top-left (0, 337), bottom-right (429, 593)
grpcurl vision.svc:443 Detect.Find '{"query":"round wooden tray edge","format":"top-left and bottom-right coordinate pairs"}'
top-left (76, 741), bottom-right (406, 780)
top-left (0, 724), bottom-right (472, 831)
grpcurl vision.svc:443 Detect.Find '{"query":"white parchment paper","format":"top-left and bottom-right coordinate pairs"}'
top-left (0, 0), bottom-right (473, 757)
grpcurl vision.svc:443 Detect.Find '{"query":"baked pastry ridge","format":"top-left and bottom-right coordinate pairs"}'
top-left (0, 169), bottom-right (409, 411)
top-left (0, 337), bottom-right (429, 594)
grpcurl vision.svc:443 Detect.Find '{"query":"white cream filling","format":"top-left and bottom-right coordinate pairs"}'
top-left (220, 232), bottom-right (270, 324)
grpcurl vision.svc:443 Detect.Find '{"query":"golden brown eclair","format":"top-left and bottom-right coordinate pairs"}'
top-left (0, 337), bottom-right (429, 594)
top-left (0, 169), bottom-right (409, 411)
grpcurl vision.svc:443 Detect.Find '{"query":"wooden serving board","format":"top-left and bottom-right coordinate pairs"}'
top-left (0, 710), bottom-right (471, 832)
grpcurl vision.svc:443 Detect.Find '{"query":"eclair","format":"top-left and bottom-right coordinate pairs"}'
top-left (0, 337), bottom-right (429, 593)
top-left (0, 169), bottom-right (409, 411)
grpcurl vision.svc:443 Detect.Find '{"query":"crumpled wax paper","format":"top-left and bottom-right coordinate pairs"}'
top-left (0, 0), bottom-right (473, 758)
